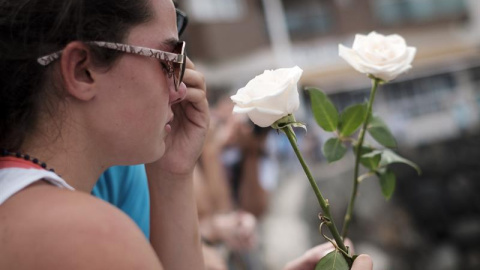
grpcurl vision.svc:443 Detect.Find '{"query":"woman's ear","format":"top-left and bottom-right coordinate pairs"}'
top-left (60, 41), bottom-right (97, 101)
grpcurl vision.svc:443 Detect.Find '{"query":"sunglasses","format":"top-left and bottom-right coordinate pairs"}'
top-left (37, 41), bottom-right (186, 92)
top-left (176, 8), bottom-right (189, 36)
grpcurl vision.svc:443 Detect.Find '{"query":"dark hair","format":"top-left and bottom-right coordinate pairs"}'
top-left (0, 0), bottom-right (153, 150)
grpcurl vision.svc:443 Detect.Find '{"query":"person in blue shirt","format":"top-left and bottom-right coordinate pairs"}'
top-left (92, 165), bottom-right (150, 238)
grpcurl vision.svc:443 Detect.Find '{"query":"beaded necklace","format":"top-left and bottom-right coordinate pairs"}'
top-left (0, 149), bottom-right (56, 173)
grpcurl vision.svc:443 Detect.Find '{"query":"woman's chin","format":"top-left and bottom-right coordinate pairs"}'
top-left (130, 143), bottom-right (166, 165)
top-left (146, 145), bottom-right (166, 163)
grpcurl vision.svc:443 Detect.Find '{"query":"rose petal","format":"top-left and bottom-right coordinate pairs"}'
top-left (339, 44), bottom-right (368, 74)
top-left (286, 85), bottom-right (300, 113)
top-left (234, 67), bottom-right (302, 111)
top-left (231, 66), bottom-right (303, 127)
top-left (340, 31), bottom-right (416, 81)
top-left (230, 92), bottom-right (252, 105)
top-left (246, 107), bottom-right (286, 127)
top-left (352, 34), bottom-right (368, 51)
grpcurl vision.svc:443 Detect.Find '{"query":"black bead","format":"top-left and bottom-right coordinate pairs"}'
top-left (0, 150), bottom-right (57, 175)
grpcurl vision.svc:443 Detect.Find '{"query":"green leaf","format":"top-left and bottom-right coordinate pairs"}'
top-left (306, 87), bottom-right (339, 132)
top-left (379, 149), bottom-right (421, 175)
top-left (358, 146), bottom-right (381, 170)
top-left (315, 250), bottom-right (350, 270)
top-left (367, 116), bottom-right (397, 148)
top-left (323, 138), bottom-right (347, 163)
top-left (339, 104), bottom-right (367, 137)
top-left (377, 169), bottom-right (396, 200)
top-left (291, 122), bottom-right (307, 132)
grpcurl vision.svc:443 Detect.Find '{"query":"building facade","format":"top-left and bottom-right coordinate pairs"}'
top-left (178, 0), bottom-right (480, 146)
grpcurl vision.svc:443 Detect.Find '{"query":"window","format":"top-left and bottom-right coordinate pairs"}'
top-left (382, 73), bottom-right (456, 118)
top-left (372, 0), bottom-right (468, 26)
top-left (282, 0), bottom-right (335, 40)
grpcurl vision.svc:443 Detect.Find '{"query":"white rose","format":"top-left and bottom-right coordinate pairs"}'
top-left (231, 66), bottom-right (303, 127)
top-left (339, 31), bottom-right (416, 82)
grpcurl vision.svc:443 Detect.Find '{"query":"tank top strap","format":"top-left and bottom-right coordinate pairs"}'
top-left (0, 157), bottom-right (75, 205)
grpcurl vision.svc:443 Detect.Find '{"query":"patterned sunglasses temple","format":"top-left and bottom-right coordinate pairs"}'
top-left (37, 41), bottom-right (186, 91)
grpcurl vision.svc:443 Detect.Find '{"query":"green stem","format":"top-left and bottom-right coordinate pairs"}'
top-left (281, 126), bottom-right (349, 257)
top-left (341, 78), bottom-right (381, 239)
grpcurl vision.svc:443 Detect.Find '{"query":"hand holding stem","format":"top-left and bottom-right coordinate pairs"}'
top-left (280, 125), bottom-right (350, 261)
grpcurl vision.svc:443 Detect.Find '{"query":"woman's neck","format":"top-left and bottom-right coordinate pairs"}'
top-left (20, 127), bottom-right (107, 193)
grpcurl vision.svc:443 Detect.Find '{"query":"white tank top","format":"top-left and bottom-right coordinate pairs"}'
top-left (0, 157), bottom-right (75, 205)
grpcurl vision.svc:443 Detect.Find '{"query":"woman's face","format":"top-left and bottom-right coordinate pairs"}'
top-left (86, 0), bottom-right (185, 165)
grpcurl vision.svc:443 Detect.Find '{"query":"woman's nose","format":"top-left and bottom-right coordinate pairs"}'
top-left (169, 82), bottom-right (187, 105)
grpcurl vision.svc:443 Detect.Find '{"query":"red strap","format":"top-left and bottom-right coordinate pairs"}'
top-left (0, 156), bottom-right (44, 170)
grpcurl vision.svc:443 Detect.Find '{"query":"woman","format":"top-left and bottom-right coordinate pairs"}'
top-left (0, 0), bottom-right (372, 269)
top-left (1, 0), bottom-right (206, 268)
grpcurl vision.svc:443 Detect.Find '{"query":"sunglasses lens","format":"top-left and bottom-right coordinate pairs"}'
top-left (176, 9), bottom-right (188, 36)
top-left (172, 42), bottom-right (186, 91)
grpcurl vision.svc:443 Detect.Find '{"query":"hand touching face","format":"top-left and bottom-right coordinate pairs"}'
top-left (149, 57), bottom-right (210, 175)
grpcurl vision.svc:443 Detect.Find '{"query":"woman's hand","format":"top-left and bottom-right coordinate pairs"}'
top-left (200, 210), bottom-right (257, 251)
top-left (202, 244), bottom-right (227, 270)
top-left (152, 58), bottom-right (210, 176)
top-left (283, 240), bottom-right (373, 270)
top-left (351, 255), bottom-right (373, 270)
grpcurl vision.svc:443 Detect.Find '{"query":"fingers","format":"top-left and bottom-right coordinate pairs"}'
top-left (303, 242), bottom-right (336, 262)
top-left (181, 83), bottom-right (207, 105)
top-left (169, 59), bottom-right (199, 105)
top-left (183, 57), bottom-right (204, 91)
top-left (186, 57), bottom-right (195, 69)
top-left (283, 240), bottom-right (371, 270)
top-left (212, 211), bottom-right (257, 251)
top-left (180, 62), bottom-right (208, 108)
top-left (202, 244), bottom-right (227, 270)
top-left (236, 220), bottom-right (257, 250)
top-left (173, 62), bottom-right (209, 125)
top-left (352, 254), bottom-right (373, 270)
top-left (183, 67), bottom-right (206, 93)
top-left (228, 212), bottom-right (257, 251)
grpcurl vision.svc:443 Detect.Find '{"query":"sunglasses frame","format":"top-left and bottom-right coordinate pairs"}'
top-left (37, 41), bottom-right (186, 92)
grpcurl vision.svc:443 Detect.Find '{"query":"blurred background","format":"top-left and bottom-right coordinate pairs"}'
top-left (176, 0), bottom-right (480, 269)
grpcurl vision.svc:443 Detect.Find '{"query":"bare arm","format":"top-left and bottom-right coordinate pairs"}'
top-left (199, 128), bottom-right (233, 213)
top-left (147, 169), bottom-right (204, 270)
top-left (194, 165), bottom-right (214, 219)
top-left (237, 132), bottom-right (269, 218)
top-left (0, 184), bottom-right (163, 270)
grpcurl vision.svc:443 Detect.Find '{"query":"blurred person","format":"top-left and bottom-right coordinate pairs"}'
top-left (213, 96), bottom-right (276, 218)
top-left (194, 112), bottom-right (259, 269)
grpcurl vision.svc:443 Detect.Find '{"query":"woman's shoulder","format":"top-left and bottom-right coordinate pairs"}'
top-left (0, 182), bottom-right (162, 270)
